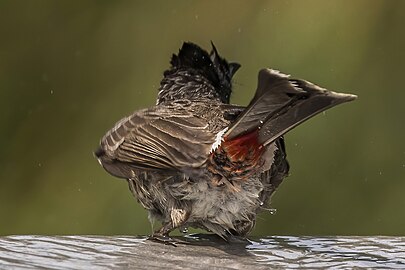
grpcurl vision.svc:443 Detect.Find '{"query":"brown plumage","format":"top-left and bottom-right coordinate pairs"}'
top-left (95, 42), bottom-right (356, 239)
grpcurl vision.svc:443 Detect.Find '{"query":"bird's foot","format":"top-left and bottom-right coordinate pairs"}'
top-left (147, 234), bottom-right (190, 247)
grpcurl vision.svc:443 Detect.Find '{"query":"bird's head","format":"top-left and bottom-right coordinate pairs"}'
top-left (157, 42), bottom-right (240, 104)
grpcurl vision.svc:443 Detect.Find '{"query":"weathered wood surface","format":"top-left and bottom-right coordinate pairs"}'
top-left (0, 235), bottom-right (405, 269)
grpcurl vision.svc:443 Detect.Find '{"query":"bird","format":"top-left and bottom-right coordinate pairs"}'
top-left (95, 42), bottom-right (356, 241)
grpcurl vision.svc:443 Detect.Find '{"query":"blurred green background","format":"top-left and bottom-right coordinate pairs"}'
top-left (1, 0), bottom-right (404, 236)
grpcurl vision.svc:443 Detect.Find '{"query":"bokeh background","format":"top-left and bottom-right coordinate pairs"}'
top-left (1, 0), bottom-right (404, 236)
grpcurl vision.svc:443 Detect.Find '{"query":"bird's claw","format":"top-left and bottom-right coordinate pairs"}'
top-left (147, 235), bottom-right (190, 246)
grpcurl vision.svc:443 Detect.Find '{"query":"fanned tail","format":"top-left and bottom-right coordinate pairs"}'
top-left (224, 68), bottom-right (357, 146)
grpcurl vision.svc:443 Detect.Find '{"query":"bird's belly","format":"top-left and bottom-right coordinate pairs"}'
top-left (186, 177), bottom-right (264, 235)
top-left (128, 170), bottom-right (266, 236)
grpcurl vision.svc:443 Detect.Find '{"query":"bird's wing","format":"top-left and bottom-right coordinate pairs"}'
top-left (96, 102), bottom-right (216, 177)
top-left (259, 137), bottom-right (289, 206)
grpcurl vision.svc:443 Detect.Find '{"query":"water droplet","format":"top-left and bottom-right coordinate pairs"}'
top-left (50, 90), bottom-right (53, 94)
top-left (180, 227), bottom-right (188, 234)
top-left (269, 208), bottom-right (277, 215)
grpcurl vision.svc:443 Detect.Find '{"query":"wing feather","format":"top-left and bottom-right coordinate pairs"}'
top-left (98, 103), bottom-right (216, 176)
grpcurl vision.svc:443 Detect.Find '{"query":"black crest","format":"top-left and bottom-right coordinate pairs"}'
top-left (159, 42), bottom-right (240, 104)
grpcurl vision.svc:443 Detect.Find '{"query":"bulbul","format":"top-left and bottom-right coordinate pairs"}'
top-left (95, 42), bottom-right (356, 240)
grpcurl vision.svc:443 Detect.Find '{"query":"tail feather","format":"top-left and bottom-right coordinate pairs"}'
top-left (225, 69), bottom-right (357, 146)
